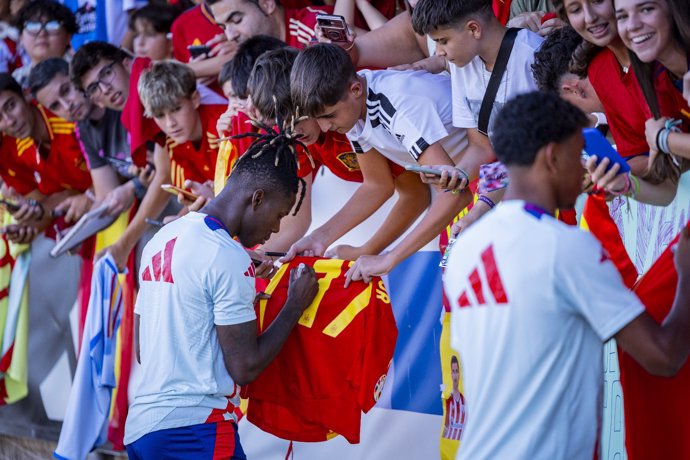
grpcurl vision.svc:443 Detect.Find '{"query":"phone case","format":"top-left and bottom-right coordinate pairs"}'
top-left (582, 128), bottom-right (630, 173)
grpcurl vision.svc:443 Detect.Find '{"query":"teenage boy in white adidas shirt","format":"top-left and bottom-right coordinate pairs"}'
top-left (412, 0), bottom-right (544, 232)
top-left (286, 43), bottom-right (479, 283)
top-left (443, 92), bottom-right (690, 460)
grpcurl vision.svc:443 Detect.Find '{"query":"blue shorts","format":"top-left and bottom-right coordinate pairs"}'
top-left (126, 420), bottom-right (246, 459)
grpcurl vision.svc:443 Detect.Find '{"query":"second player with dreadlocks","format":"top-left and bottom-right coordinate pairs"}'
top-left (124, 110), bottom-right (320, 457)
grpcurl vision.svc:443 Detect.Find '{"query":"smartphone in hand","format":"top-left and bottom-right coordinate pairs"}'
top-left (582, 128), bottom-right (630, 174)
top-left (316, 14), bottom-right (349, 43)
top-left (188, 45), bottom-right (211, 59)
top-left (404, 164), bottom-right (444, 176)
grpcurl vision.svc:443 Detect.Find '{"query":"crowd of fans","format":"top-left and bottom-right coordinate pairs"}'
top-left (0, 0), bottom-right (689, 457)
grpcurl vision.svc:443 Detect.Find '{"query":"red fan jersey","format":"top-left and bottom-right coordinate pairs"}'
top-left (284, 6), bottom-right (333, 49)
top-left (167, 104), bottom-right (225, 189)
top-left (121, 57), bottom-right (166, 168)
top-left (21, 106), bottom-right (92, 195)
top-left (0, 134), bottom-right (38, 195)
top-left (299, 131), bottom-right (405, 182)
top-left (582, 197), bottom-right (690, 459)
top-left (246, 257), bottom-right (397, 444)
top-left (622, 223), bottom-right (690, 460)
top-left (171, 4), bottom-right (224, 63)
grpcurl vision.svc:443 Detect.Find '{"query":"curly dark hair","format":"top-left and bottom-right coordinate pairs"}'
top-left (491, 91), bottom-right (588, 166)
top-left (532, 26), bottom-right (584, 93)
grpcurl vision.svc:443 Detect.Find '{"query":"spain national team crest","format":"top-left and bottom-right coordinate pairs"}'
top-left (336, 152), bottom-right (360, 172)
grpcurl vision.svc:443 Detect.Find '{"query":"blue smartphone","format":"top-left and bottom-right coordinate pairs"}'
top-left (582, 128), bottom-right (630, 174)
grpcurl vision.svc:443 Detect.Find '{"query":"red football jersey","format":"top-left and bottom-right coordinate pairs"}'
top-left (22, 106), bottom-right (92, 195)
top-left (622, 224), bottom-right (690, 460)
top-left (171, 4), bottom-right (224, 63)
top-left (167, 104), bottom-right (225, 188)
top-left (582, 197), bottom-right (690, 459)
top-left (121, 57), bottom-right (165, 168)
top-left (246, 256), bottom-right (397, 444)
top-left (588, 49), bottom-right (656, 158)
top-left (0, 134), bottom-right (38, 195)
top-left (284, 6), bottom-right (333, 49)
top-left (300, 131), bottom-right (405, 182)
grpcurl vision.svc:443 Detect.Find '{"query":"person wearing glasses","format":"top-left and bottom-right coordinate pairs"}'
top-left (71, 41), bottom-right (176, 271)
top-left (29, 58), bottom-right (154, 221)
top-left (13, 0), bottom-right (77, 91)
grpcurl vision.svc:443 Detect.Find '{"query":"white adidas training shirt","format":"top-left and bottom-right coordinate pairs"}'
top-left (347, 69), bottom-right (468, 166)
top-left (125, 212), bottom-right (256, 445)
top-left (444, 201), bottom-right (644, 460)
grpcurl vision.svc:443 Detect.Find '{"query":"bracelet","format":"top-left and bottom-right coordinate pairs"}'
top-left (477, 195), bottom-right (496, 209)
top-left (343, 40), bottom-right (355, 52)
top-left (655, 127), bottom-right (664, 153)
top-left (609, 173), bottom-right (632, 197)
top-left (657, 118), bottom-right (682, 155)
top-left (629, 174), bottom-right (640, 199)
top-left (659, 128), bottom-right (672, 154)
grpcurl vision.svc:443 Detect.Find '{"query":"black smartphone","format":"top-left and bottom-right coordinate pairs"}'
top-left (188, 45), bottom-right (211, 59)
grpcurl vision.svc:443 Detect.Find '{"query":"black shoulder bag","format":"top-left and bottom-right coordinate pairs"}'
top-left (477, 27), bottom-right (520, 136)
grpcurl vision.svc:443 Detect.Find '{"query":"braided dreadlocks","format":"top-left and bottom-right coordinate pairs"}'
top-left (227, 119), bottom-right (313, 216)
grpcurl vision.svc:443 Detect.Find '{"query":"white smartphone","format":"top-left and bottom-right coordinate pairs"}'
top-left (404, 164), bottom-right (444, 176)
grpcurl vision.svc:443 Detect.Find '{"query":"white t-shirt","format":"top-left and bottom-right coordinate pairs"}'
top-left (124, 212), bottom-right (256, 445)
top-left (347, 69), bottom-right (468, 166)
top-left (450, 29), bottom-right (543, 137)
top-left (443, 201), bottom-right (644, 460)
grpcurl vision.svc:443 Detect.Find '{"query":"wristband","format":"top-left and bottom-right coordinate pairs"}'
top-left (477, 195), bottom-right (496, 209)
top-left (655, 127), bottom-right (664, 153)
top-left (629, 174), bottom-right (640, 199)
top-left (658, 118), bottom-right (682, 155)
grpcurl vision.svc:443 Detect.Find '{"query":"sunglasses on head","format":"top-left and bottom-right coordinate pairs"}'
top-left (24, 20), bottom-right (63, 35)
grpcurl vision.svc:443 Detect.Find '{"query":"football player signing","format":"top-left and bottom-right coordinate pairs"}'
top-left (125, 129), bottom-right (319, 458)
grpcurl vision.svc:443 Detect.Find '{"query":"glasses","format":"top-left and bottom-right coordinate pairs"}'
top-left (84, 62), bottom-right (117, 99)
top-left (24, 20), bottom-right (63, 36)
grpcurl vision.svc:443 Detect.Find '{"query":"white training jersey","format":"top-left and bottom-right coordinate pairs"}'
top-left (443, 201), bottom-right (644, 460)
top-left (347, 69), bottom-right (468, 166)
top-left (450, 29), bottom-right (543, 137)
top-left (124, 212), bottom-right (256, 445)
